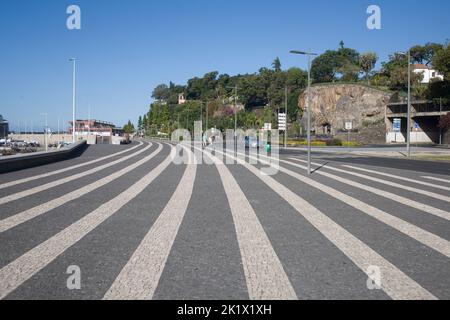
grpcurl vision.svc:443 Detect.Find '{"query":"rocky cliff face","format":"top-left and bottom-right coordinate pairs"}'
top-left (298, 84), bottom-right (393, 136)
top-left (299, 84), bottom-right (391, 130)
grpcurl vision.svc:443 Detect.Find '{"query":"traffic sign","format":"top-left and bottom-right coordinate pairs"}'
top-left (393, 118), bottom-right (401, 132)
top-left (345, 121), bottom-right (353, 131)
top-left (278, 113), bottom-right (287, 131)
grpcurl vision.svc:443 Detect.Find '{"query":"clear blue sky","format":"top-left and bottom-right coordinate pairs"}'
top-left (1, 0), bottom-right (449, 131)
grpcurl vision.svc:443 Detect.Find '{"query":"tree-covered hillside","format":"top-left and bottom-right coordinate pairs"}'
top-left (138, 41), bottom-right (449, 135)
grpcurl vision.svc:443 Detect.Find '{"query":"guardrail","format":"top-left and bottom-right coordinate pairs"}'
top-left (0, 140), bottom-right (88, 174)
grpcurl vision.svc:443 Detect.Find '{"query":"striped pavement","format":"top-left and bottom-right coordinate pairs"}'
top-left (0, 140), bottom-right (448, 300)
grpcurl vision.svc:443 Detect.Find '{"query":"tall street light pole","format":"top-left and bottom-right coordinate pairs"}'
top-left (227, 85), bottom-right (239, 155)
top-left (398, 51), bottom-right (412, 157)
top-left (41, 113), bottom-right (48, 152)
top-left (88, 105), bottom-right (92, 136)
top-left (234, 85), bottom-right (238, 136)
top-left (69, 58), bottom-right (77, 143)
top-left (290, 50), bottom-right (318, 175)
top-left (439, 97), bottom-right (442, 145)
top-left (407, 50), bottom-right (411, 158)
top-left (284, 86), bottom-right (288, 148)
top-left (206, 102), bottom-right (209, 132)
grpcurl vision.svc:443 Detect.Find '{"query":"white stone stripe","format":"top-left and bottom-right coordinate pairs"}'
top-left (285, 158), bottom-right (450, 221)
top-left (422, 176), bottom-right (450, 184)
top-left (287, 159), bottom-right (450, 203)
top-left (103, 145), bottom-right (196, 300)
top-left (0, 142), bottom-right (151, 206)
top-left (340, 165), bottom-right (450, 192)
top-left (203, 149), bottom-right (297, 300)
top-left (0, 143), bottom-right (160, 233)
top-left (220, 150), bottom-right (437, 300)
top-left (234, 151), bottom-right (450, 258)
top-left (0, 142), bottom-right (144, 190)
top-left (0, 144), bottom-right (175, 300)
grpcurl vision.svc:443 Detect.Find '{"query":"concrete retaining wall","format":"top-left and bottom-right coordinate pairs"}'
top-left (9, 134), bottom-right (99, 145)
top-left (0, 141), bottom-right (88, 174)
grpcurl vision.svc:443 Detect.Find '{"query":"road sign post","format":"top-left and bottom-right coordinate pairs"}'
top-left (393, 118), bottom-right (401, 143)
top-left (278, 113), bottom-right (287, 130)
top-left (279, 113), bottom-right (287, 149)
top-left (345, 121), bottom-right (352, 152)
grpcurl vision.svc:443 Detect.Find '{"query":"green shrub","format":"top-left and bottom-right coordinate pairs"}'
top-left (326, 139), bottom-right (342, 146)
top-left (341, 141), bottom-right (361, 147)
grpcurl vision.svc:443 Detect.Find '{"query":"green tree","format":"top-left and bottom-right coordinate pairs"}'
top-left (336, 46), bottom-right (360, 81)
top-left (433, 43), bottom-right (450, 79)
top-left (123, 120), bottom-right (135, 134)
top-left (137, 116), bottom-right (143, 131)
top-left (360, 52), bottom-right (378, 84)
top-left (142, 115), bottom-right (148, 132)
top-left (152, 84), bottom-right (170, 102)
top-left (272, 57), bottom-right (282, 72)
top-left (160, 104), bottom-right (170, 133)
top-left (427, 43), bottom-right (450, 103)
top-left (410, 43), bottom-right (443, 66)
top-left (311, 43), bottom-right (360, 83)
top-left (311, 50), bottom-right (341, 83)
top-left (286, 67), bottom-right (307, 88)
top-left (381, 53), bottom-right (421, 91)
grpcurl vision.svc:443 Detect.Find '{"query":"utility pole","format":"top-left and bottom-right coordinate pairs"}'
top-left (69, 58), bottom-right (77, 143)
top-left (234, 85), bottom-right (238, 136)
top-left (200, 100), bottom-right (203, 132)
top-left (206, 102), bottom-right (209, 132)
top-left (186, 104), bottom-right (189, 132)
top-left (407, 50), bottom-right (411, 158)
top-left (397, 51), bottom-right (412, 157)
top-left (285, 86), bottom-right (288, 148)
top-left (88, 105), bottom-right (91, 136)
top-left (290, 50), bottom-right (318, 175)
top-left (226, 85), bottom-right (239, 155)
top-left (234, 85), bottom-right (238, 156)
top-left (307, 52), bottom-right (312, 174)
top-left (439, 97), bottom-right (443, 145)
top-left (42, 113), bottom-right (48, 152)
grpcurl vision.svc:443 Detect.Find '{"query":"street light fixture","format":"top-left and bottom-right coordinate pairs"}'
top-left (398, 51), bottom-right (412, 157)
top-left (41, 113), bottom-right (48, 152)
top-left (69, 58), bottom-right (77, 144)
top-left (290, 49), bottom-right (318, 175)
top-left (226, 85), bottom-right (239, 155)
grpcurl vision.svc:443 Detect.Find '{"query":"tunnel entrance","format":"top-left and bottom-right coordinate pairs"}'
top-left (386, 100), bottom-right (450, 144)
top-left (412, 116), bottom-right (440, 144)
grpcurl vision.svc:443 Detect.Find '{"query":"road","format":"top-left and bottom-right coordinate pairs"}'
top-left (0, 140), bottom-right (449, 300)
top-left (284, 145), bottom-right (450, 159)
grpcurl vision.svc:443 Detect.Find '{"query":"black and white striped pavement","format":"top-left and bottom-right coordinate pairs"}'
top-left (0, 140), bottom-right (449, 300)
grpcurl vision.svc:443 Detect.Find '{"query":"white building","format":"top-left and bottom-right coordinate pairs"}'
top-left (413, 64), bottom-right (444, 84)
top-left (178, 93), bottom-right (186, 105)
